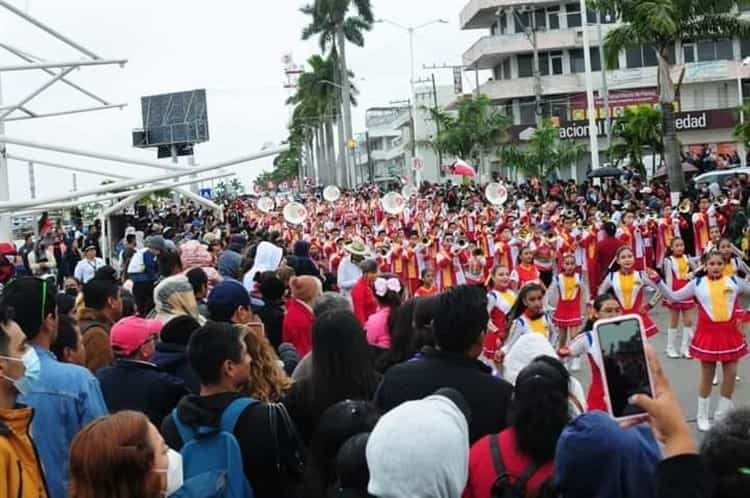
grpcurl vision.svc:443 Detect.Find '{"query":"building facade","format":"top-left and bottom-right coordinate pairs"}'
top-left (460, 0), bottom-right (750, 179)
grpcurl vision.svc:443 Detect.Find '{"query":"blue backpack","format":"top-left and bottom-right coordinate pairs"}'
top-left (170, 398), bottom-right (257, 498)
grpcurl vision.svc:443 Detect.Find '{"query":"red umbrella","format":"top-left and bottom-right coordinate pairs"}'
top-left (450, 159), bottom-right (476, 177)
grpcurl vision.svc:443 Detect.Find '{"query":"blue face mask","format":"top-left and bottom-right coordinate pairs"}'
top-left (0, 347), bottom-right (42, 395)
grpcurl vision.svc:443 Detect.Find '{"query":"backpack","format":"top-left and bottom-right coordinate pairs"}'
top-left (489, 434), bottom-right (541, 498)
top-left (127, 248), bottom-right (147, 274)
top-left (170, 398), bottom-right (257, 498)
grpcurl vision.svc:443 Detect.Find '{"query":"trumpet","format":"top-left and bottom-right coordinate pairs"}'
top-left (458, 239), bottom-right (469, 249)
top-left (517, 226), bottom-right (532, 244)
top-left (421, 237), bottom-right (432, 246)
top-left (678, 198), bottom-right (693, 214)
top-left (545, 230), bottom-right (558, 243)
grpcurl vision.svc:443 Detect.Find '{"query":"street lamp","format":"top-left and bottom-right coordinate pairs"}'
top-left (375, 18), bottom-right (449, 185)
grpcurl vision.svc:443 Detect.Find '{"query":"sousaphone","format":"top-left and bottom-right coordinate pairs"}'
top-left (283, 202), bottom-right (308, 225)
top-left (485, 182), bottom-right (508, 206)
top-left (381, 192), bottom-right (406, 215)
top-left (323, 185), bottom-right (341, 203)
top-left (257, 196), bottom-right (275, 213)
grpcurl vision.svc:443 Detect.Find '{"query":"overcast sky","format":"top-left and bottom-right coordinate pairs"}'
top-left (0, 0), bottom-right (481, 201)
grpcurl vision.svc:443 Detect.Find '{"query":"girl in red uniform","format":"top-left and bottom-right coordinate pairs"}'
top-left (656, 251), bottom-right (750, 431)
top-left (484, 265), bottom-right (517, 360)
top-left (661, 237), bottom-right (696, 359)
top-left (503, 283), bottom-right (552, 354)
top-left (561, 294), bottom-right (622, 412)
top-left (546, 253), bottom-right (587, 370)
top-left (597, 246), bottom-right (661, 338)
top-left (413, 268), bottom-right (438, 297)
top-left (510, 246), bottom-right (541, 291)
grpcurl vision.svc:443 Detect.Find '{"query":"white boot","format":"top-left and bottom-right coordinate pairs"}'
top-left (680, 327), bottom-right (693, 359)
top-left (714, 396), bottom-right (735, 423)
top-left (570, 356), bottom-right (582, 372)
top-left (713, 371), bottom-right (720, 386)
top-left (666, 328), bottom-right (680, 358)
top-left (697, 397), bottom-right (712, 432)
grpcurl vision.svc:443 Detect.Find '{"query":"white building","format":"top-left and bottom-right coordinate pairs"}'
top-left (460, 0), bottom-right (750, 179)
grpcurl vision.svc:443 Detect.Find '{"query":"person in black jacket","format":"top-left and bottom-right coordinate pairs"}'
top-left (256, 271), bottom-right (286, 349)
top-left (374, 284), bottom-right (513, 443)
top-left (290, 240), bottom-right (321, 278)
top-left (96, 316), bottom-right (188, 428)
top-left (161, 321), bottom-right (304, 498)
top-left (152, 315), bottom-right (202, 393)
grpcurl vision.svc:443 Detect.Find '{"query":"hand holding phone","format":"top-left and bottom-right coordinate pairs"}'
top-left (594, 314), bottom-right (655, 422)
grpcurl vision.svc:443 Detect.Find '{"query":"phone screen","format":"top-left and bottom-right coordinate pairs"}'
top-left (596, 317), bottom-right (652, 418)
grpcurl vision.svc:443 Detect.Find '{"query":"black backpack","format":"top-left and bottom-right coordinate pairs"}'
top-left (489, 434), bottom-right (542, 498)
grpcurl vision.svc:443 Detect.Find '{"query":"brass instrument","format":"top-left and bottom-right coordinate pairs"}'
top-left (678, 198), bottom-right (693, 214)
top-left (545, 230), bottom-right (558, 244)
top-left (517, 226), bottom-right (532, 244)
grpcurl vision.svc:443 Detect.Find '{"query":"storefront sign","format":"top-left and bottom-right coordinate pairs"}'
top-left (510, 108), bottom-right (738, 142)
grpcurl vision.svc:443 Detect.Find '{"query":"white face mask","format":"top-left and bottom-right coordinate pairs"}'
top-left (154, 448), bottom-right (183, 497)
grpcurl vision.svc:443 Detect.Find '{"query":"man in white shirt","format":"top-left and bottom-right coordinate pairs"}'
top-left (337, 240), bottom-right (368, 298)
top-left (74, 245), bottom-right (106, 284)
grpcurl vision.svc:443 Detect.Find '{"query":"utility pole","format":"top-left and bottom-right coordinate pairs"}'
top-left (365, 130), bottom-right (373, 183)
top-left (72, 173), bottom-right (77, 192)
top-left (0, 74), bottom-right (11, 240)
top-left (580, 0), bottom-right (600, 174)
top-left (28, 161), bottom-right (35, 199)
top-left (431, 73), bottom-right (444, 174)
top-left (596, 11), bottom-right (611, 149)
top-left (512, 7), bottom-right (543, 125)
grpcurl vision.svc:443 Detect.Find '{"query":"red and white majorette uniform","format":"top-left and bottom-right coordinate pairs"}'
top-left (484, 288), bottom-right (517, 358)
top-left (656, 215), bottom-right (685, 267)
top-left (494, 236), bottom-right (514, 271)
top-left (662, 255), bottom-right (696, 311)
top-left (549, 273), bottom-right (585, 328)
top-left (659, 275), bottom-right (750, 362)
top-left (642, 220), bottom-right (656, 269)
top-left (568, 328), bottom-right (607, 412)
top-left (618, 223), bottom-right (646, 270)
top-left (579, 226), bottom-right (598, 295)
top-left (719, 255), bottom-right (750, 322)
top-left (503, 311), bottom-right (553, 353)
top-left (598, 270), bottom-right (660, 337)
top-left (510, 263), bottom-right (540, 289)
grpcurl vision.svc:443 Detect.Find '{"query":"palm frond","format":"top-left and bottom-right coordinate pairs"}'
top-left (353, 0), bottom-right (375, 23)
top-left (680, 15), bottom-right (750, 42)
top-left (602, 25), bottom-right (643, 69)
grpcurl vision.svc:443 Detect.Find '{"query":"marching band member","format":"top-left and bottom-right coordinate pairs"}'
top-left (655, 250), bottom-right (749, 431)
top-left (545, 253), bottom-right (587, 370)
top-left (484, 265), bottom-right (516, 360)
top-left (435, 235), bottom-right (466, 291)
top-left (510, 246), bottom-right (541, 291)
top-left (530, 224), bottom-right (556, 287)
top-left (661, 238), bottom-right (696, 359)
top-left (560, 294), bottom-right (622, 412)
top-left (502, 283), bottom-right (552, 353)
top-left (617, 212), bottom-right (646, 270)
top-left (692, 196), bottom-right (714, 258)
top-left (655, 205), bottom-right (685, 267)
top-left (404, 233), bottom-right (421, 296)
top-left (493, 226), bottom-right (514, 271)
top-left (597, 246), bottom-right (661, 337)
top-left (414, 268), bottom-right (438, 297)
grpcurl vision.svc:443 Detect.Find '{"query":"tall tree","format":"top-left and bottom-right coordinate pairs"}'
top-left (610, 105), bottom-right (663, 176)
top-left (597, 0), bottom-right (750, 199)
top-left (301, 0), bottom-right (374, 188)
top-left (501, 120), bottom-right (583, 179)
top-left (423, 95), bottom-right (510, 176)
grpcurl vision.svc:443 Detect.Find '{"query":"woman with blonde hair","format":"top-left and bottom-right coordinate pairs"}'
top-left (69, 410), bottom-right (178, 498)
top-left (152, 274), bottom-right (205, 324)
top-left (241, 324), bottom-right (293, 402)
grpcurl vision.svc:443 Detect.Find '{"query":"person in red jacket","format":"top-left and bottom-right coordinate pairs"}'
top-left (595, 221), bottom-right (623, 289)
top-left (464, 357), bottom-right (570, 498)
top-left (282, 276), bottom-right (322, 357)
top-left (351, 259), bottom-right (378, 325)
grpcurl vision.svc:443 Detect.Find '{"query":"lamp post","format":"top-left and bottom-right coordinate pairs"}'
top-left (736, 56), bottom-right (750, 166)
top-left (376, 18), bottom-right (448, 185)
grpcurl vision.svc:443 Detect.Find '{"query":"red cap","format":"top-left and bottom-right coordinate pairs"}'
top-left (110, 316), bottom-right (162, 356)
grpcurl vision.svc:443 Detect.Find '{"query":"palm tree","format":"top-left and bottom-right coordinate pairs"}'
top-left (598, 0), bottom-right (750, 197)
top-left (423, 95), bottom-right (510, 180)
top-left (610, 105), bottom-right (663, 176)
top-left (301, 0), bottom-right (374, 188)
top-left (501, 120), bottom-right (583, 179)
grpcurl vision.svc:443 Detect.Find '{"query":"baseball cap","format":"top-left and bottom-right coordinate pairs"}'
top-left (110, 316), bottom-right (163, 356)
top-left (208, 280), bottom-right (251, 310)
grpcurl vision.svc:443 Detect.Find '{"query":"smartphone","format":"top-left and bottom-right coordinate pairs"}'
top-left (593, 314), bottom-right (655, 421)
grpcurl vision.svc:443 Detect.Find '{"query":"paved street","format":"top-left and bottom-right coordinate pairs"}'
top-left (571, 301), bottom-right (750, 440)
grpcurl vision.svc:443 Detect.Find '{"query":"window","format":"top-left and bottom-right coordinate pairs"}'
top-left (514, 11), bottom-right (530, 32)
top-left (539, 53), bottom-right (549, 76)
top-left (625, 45), bottom-right (674, 68)
top-left (683, 43), bottom-right (696, 63)
top-left (694, 39), bottom-right (734, 62)
top-left (534, 9), bottom-right (546, 30)
top-left (566, 3), bottom-right (581, 28)
top-left (548, 6), bottom-right (560, 29)
top-left (492, 12), bottom-right (508, 36)
top-left (570, 48), bottom-right (604, 73)
top-left (519, 97), bottom-right (537, 124)
top-left (518, 54), bottom-right (533, 77)
top-left (570, 48), bottom-right (585, 73)
top-left (503, 59), bottom-right (511, 79)
top-left (493, 59), bottom-right (512, 80)
top-left (742, 39), bottom-right (750, 58)
top-left (550, 51), bottom-right (563, 74)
